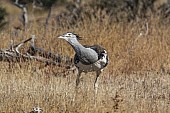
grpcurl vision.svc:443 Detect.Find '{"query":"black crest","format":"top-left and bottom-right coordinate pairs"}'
top-left (73, 33), bottom-right (82, 40)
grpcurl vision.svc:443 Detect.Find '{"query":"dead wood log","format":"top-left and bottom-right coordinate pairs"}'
top-left (0, 35), bottom-right (73, 69)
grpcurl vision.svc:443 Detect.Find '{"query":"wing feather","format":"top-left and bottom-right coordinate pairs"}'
top-left (74, 45), bottom-right (108, 65)
top-left (84, 45), bottom-right (105, 59)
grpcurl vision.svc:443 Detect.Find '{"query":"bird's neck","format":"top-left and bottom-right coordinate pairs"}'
top-left (68, 40), bottom-right (85, 53)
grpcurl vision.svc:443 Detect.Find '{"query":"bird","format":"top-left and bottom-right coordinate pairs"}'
top-left (58, 32), bottom-right (108, 89)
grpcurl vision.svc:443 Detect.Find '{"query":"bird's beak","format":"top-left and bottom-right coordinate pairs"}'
top-left (58, 35), bottom-right (64, 39)
top-left (58, 35), bottom-right (69, 41)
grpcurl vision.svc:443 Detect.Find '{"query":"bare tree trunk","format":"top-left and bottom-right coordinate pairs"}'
top-left (44, 5), bottom-right (53, 36)
top-left (14, 0), bottom-right (28, 30)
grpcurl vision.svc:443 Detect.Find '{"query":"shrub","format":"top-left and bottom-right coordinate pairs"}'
top-left (0, 7), bottom-right (7, 30)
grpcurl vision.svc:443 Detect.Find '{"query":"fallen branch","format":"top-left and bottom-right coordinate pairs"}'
top-left (0, 35), bottom-right (74, 69)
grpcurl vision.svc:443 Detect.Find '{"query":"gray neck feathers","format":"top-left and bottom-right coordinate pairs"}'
top-left (67, 38), bottom-right (99, 64)
top-left (67, 39), bottom-right (85, 53)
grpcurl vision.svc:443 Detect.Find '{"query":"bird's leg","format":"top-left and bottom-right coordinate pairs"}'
top-left (73, 70), bottom-right (82, 106)
top-left (94, 71), bottom-right (101, 107)
top-left (94, 71), bottom-right (101, 90)
top-left (76, 70), bottom-right (82, 87)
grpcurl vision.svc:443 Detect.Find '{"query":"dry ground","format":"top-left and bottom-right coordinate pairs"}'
top-left (0, 15), bottom-right (170, 112)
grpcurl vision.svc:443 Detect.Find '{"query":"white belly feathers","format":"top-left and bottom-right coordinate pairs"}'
top-left (75, 58), bottom-right (106, 72)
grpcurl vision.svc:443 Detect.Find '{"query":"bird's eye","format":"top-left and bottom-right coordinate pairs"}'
top-left (65, 33), bottom-right (71, 37)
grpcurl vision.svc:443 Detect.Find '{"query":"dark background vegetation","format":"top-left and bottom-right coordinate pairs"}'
top-left (1, 0), bottom-right (170, 29)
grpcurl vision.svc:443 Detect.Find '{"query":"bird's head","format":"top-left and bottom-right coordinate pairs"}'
top-left (58, 32), bottom-right (82, 42)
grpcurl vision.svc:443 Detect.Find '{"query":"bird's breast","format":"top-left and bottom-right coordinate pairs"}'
top-left (75, 59), bottom-right (106, 73)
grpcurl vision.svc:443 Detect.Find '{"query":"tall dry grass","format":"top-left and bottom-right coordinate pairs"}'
top-left (0, 14), bottom-right (170, 113)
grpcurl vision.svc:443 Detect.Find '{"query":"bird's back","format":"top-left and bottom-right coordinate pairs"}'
top-left (74, 44), bottom-right (108, 67)
top-left (84, 44), bottom-right (106, 59)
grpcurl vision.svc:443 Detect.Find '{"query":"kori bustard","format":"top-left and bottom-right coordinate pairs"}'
top-left (58, 32), bottom-right (108, 89)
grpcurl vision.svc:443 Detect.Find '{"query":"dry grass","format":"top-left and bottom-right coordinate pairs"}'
top-left (0, 14), bottom-right (170, 113)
